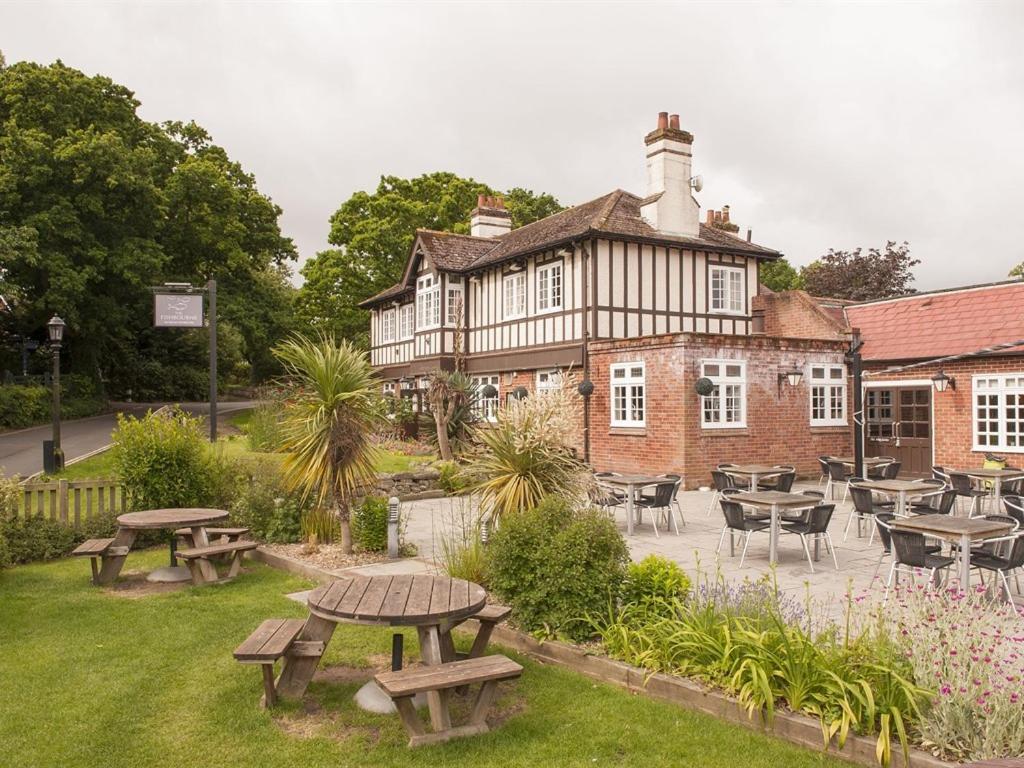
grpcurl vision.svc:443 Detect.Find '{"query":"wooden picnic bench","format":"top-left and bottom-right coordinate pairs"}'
top-left (72, 538), bottom-right (130, 585)
top-left (233, 619), bottom-right (324, 707)
top-left (175, 540), bottom-right (257, 585)
top-left (174, 526), bottom-right (250, 545)
top-left (374, 654), bottom-right (523, 747)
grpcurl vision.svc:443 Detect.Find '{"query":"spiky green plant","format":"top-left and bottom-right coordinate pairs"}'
top-left (273, 334), bottom-right (382, 552)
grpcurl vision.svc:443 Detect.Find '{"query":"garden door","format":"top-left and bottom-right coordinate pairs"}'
top-left (865, 386), bottom-right (932, 476)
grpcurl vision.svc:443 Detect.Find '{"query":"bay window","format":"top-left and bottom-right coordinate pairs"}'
top-left (416, 274), bottom-right (440, 330)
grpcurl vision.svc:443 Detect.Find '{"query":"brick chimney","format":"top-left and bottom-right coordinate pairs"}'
top-left (470, 195), bottom-right (512, 238)
top-left (639, 112), bottom-right (700, 237)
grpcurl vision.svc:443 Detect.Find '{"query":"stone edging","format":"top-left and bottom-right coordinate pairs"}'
top-left (249, 549), bottom-right (952, 768)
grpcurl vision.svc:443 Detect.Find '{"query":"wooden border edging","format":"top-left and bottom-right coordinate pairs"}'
top-left (250, 552), bottom-right (952, 768)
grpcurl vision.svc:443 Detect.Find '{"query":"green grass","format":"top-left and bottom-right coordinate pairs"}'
top-left (43, 449), bottom-right (119, 481)
top-left (375, 451), bottom-right (433, 474)
top-left (0, 554), bottom-right (853, 768)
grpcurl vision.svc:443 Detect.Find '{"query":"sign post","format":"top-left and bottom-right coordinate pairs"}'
top-left (153, 282), bottom-right (218, 442)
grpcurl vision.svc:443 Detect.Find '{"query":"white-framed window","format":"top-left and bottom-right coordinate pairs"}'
top-left (611, 362), bottom-right (645, 428)
top-left (471, 375), bottom-right (500, 422)
top-left (866, 388), bottom-right (894, 439)
top-left (381, 308), bottom-right (396, 343)
top-left (701, 360), bottom-right (746, 428)
top-left (416, 274), bottom-right (440, 330)
top-left (446, 276), bottom-right (463, 325)
top-left (503, 272), bottom-right (526, 319)
top-left (809, 364), bottom-right (846, 426)
top-left (536, 261), bottom-right (563, 313)
top-left (709, 265), bottom-right (745, 314)
top-left (399, 303), bottom-right (414, 340)
top-left (536, 369), bottom-right (561, 395)
top-left (974, 374), bottom-right (1024, 451)
top-left (382, 382), bottom-right (396, 396)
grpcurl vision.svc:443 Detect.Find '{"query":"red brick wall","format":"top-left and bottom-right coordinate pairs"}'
top-left (587, 333), bottom-right (852, 488)
top-left (864, 355), bottom-right (1024, 470)
top-left (752, 291), bottom-right (848, 341)
top-left (492, 368), bottom-right (585, 451)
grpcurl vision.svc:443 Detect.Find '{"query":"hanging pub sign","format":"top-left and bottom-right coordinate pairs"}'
top-left (154, 293), bottom-right (203, 327)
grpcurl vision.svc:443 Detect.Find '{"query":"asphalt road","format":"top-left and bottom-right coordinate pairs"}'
top-left (0, 401), bottom-right (253, 479)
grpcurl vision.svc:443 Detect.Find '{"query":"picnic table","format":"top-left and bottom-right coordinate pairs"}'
top-left (598, 474), bottom-right (664, 535)
top-left (723, 464), bottom-right (780, 491)
top-left (892, 513), bottom-right (1015, 588)
top-left (855, 479), bottom-right (929, 517)
top-left (274, 574), bottom-right (487, 732)
top-left (75, 508), bottom-right (230, 586)
top-left (951, 467), bottom-right (1024, 511)
top-left (731, 491), bottom-right (817, 565)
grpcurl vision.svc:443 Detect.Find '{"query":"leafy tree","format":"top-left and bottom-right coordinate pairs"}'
top-left (801, 241), bottom-right (918, 301)
top-left (296, 173), bottom-right (563, 345)
top-left (759, 258), bottom-right (803, 292)
top-left (274, 335), bottom-right (382, 553)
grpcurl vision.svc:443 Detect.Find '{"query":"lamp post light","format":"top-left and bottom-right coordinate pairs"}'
top-left (47, 315), bottom-right (66, 471)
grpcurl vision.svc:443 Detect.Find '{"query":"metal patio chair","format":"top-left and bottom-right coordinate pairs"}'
top-left (781, 503), bottom-right (838, 572)
top-left (716, 499), bottom-right (770, 568)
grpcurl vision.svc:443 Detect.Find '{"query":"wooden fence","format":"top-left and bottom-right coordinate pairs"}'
top-left (18, 479), bottom-right (126, 527)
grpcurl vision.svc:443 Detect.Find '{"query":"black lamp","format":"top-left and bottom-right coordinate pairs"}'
top-left (47, 315), bottom-right (66, 344)
top-left (481, 383), bottom-right (498, 399)
top-left (932, 370), bottom-right (955, 393)
top-left (777, 366), bottom-right (803, 395)
top-left (513, 386), bottom-right (528, 400)
top-left (577, 379), bottom-right (594, 397)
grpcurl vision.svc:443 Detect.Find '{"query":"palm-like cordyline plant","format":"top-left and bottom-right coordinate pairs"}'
top-left (273, 334), bottom-right (382, 553)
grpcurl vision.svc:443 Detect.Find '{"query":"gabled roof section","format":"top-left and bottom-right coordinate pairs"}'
top-left (845, 279), bottom-right (1024, 361)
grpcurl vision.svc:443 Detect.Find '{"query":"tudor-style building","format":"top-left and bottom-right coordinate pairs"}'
top-left (361, 113), bottom-right (854, 485)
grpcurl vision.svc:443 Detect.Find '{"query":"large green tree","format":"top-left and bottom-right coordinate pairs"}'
top-left (759, 258), bottom-right (803, 292)
top-left (801, 241), bottom-right (918, 301)
top-left (0, 57), bottom-right (296, 393)
top-left (296, 173), bottom-right (562, 345)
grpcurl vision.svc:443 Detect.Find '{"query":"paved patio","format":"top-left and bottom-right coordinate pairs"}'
top-left (398, 482), bottom-right (900, 622)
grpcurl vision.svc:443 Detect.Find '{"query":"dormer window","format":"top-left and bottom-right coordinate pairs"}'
top-left (446, 275), bottom-right (464, 325)
top-left (710, 265), bottom-right (745, 314)
top-left (416, 275), bottom-right (440, 330)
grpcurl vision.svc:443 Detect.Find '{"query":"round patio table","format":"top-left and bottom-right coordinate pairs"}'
top-left (275, 574), bottom-right (486, 728)
top-left (95, 508), bottom-right (229, 585)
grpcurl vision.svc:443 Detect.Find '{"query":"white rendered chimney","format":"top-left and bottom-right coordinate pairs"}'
top-left (470, 195), bottom-right (512, 238)
top-left (639, 112), bottom-right (700, 237)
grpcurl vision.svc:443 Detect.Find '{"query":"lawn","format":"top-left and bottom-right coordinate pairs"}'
top-left (0, 554), bottom-right (852, 768)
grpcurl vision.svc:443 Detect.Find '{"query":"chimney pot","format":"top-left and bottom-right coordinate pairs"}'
top-left (669, 114), bottom-right (680, 130)
top-left (746, 227), bottom-right (752, 242)
top-left (657, 112), bottom-right (668, 130)
top-left (477, 194), bottom-right (486, 208)
top-left (721, 205), bottom-right (730, 223)
top-left (706, 210), bottom-right (715, 224)
top-left (495, 196), bottom-right (504, 209)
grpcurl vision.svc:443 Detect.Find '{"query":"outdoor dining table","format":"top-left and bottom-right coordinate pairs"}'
top-left (723, 464), bottom-right (782, 491)
top-left (892, 513), bottom-right (1015, 588)
top-left (96, 508), bottom-right (229, 585)
top-left (855, 479), bottom-right (930, 517)
top-left (951, 467), bottom-right (1024, 512)
top-left (274, 574), bottom-right (487, 732)
top-left (731, 491), bottom-right (818, 566)
top-left (833, 456), bottom-right (891, 468)
top-left (598, 474), bottom-right (664, 535)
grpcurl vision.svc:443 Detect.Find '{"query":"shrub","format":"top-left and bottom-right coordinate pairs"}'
top-left (487, 495), bottom-right (629, 641)
top-left (112, 407), bottom-right (214, 511)
top-left (436, 461), bottom-right (467, 494)
top-left (300, 507), bottom-right (341, 544)
top-left (0, 385), bottom-right (50, 429)
top-left (0, 516), bottom-right (77, 564)
top-left (620, 555), bottom-right (691, 613)
top-left (435, 497), bottom-right (489, 585)
top-left (0, 525), bottom-right (9, 569)
top-left (351, 496), bottom-right (388, 552)
top-left (243, 397), bottom-right (284, 452)
top-left (224, 455), bottom-right (307, 544)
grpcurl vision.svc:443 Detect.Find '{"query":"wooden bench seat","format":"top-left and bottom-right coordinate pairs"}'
top-left (375, 655), bottom-right (523, 747)
top-left (234, 619), bottom-right (311, 706)
top-left (174, 540), bottom-right (257, 585)
top-left (72, 538), bottom-right (129, 584)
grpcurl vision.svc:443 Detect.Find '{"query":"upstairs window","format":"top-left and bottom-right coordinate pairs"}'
top-left (503, 272), bottom-right (526, 319)
top-left (381, 308), bottom-right (396, 343)
top-left (610, 362), bottom-right (645, 428)
top-left (446, 276), bottom-right (464, 325)
top-left (701, 360), bottom-right (746, 428)
top-left (809, 364), bottom-right (847, 426)
top-left (537, 261), bottom-right (563, 313)
top-left (709, 265), bottom-right (745, 314)
top-left (416, 274), bottom-right (440, 330)
top-left (399, 303), bottom-right (414, 340)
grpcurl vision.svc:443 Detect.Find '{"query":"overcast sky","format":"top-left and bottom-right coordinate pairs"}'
top-left (3, 1), bottom-right (1023, 290)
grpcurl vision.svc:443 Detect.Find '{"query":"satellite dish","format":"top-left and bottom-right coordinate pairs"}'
top-left (689, 175), bottom-right (704, 193)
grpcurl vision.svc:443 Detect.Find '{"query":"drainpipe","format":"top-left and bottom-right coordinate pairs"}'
top-left (846, 328), bottom-right (864, 480)
top-left (579, 240), bottom-right (591, 464)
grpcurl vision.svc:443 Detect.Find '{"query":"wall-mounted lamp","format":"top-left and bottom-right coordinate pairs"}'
top-left (577, 379), bottom-right (595, 397)
top-left (777, 366), bottom-right (803, 395)
top-left (932, 370), bottom-right (955, 393)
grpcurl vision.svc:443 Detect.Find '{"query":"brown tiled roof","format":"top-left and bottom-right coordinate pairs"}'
top-left (361, 189), bottom-right (781, 306)
top-left (844, 280), bottom-right (1024, 361)
top-left (360, 282), bottom-right (413, 306)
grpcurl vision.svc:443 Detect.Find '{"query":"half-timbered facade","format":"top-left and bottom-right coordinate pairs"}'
top-left (360, 113), bottom-right (854, 484)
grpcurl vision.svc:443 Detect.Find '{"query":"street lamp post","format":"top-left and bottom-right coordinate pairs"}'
top-left (47, 315), bottom-right (66, 471)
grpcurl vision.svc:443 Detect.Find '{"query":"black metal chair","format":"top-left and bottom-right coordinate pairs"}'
top-left (886, 529), bottom-right (955, 598)
top-left (867, 459), bottom-right (892, 480)
top-left (970, 533), bottom-right (1024, 601)
top-left (825, 460), bottom-right (854, 502)
top-left (948, 471), bottom-right (988, 516)
top-left (639, 473), bottom-right (686, 529)
top-left (634, 481), bottom-right (678, 537)
top-left (882, 461), bottom-right (902, 480)
top-left (1003, 495), bottom-right (1024, 528)
top-left (593, 472), bottom-right (626, 515)
top-left (817, 456), bottom-right (831, 488)
top-left (910, 488), bottom-right (956, 516)
top-left (846, 484), bottom-right (887, 543)
top-left (781, 504), bottom-right (838, 572)
top-left (931, 465), bottom-right (949, 484)
top-left (707, 470), bottom-right (738, 516)
top-left (757, 466), bottom-right (796, 492)
top-left (717, 499), bottom-right (770, 567)
top-left (872, 514), bottom-right (943, 581)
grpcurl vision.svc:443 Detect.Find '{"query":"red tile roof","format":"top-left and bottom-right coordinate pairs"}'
top-left (844, 281), bottom-right (1024, 361)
